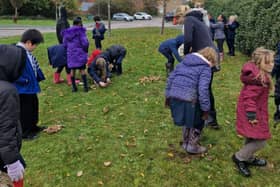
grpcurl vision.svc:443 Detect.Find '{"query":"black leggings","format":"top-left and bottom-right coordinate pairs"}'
top-left (216, 39), bottom-right (225, 53)
top-left (56, 65), bottom-right (71, 74)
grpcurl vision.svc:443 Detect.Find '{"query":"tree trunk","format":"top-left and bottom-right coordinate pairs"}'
top-left (160, 0), bottom-right (167, 35)
top-left (107, 0), bottom-right (111, 37)
top-left (13, 7), bottom-right (18, 23)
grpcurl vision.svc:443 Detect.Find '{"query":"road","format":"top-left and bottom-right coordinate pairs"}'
top-left (0, 17), bottom-right (177, 38)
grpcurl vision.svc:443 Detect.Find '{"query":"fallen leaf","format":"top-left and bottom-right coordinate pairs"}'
top-left (104, 161), bottom-right (112, 167)
top-left (140, 173), bottom-right (145, 177)
top-left (167, 152), bottom-right (174, 158)
top-left (43, 125), bottom-right (64, 134)
top-left (102, 106), bottom-right (110, 114)
top-left (77, 170), bottom-right (83, 177)
top-left (98, 181), bottom-right (104, 185)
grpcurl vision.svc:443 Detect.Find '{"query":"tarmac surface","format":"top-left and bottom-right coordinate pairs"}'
top-left (0, 17), bottom-right (177, 38)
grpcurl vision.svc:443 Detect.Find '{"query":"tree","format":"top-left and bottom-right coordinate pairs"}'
top-left (9, 0), bottom-right (24, 23)
top-left (160, 0), bottom-right (167, 35)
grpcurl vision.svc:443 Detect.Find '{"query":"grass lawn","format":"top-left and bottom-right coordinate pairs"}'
top-left (0, 28), bottom-right (279, 186)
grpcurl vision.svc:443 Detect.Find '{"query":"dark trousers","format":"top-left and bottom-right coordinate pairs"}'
top-left (19, 94), bottom-right (39, 134)
top-left (216, 39), bottom-right (225, 53)
top-left (227, 38), bottom-right (235, 55)
top-left (159, 48), bottom-right (175, 64)
top-left (94, 38), bottom-right (102, 49)
top-left (56, 65), bottom-right (70, 74)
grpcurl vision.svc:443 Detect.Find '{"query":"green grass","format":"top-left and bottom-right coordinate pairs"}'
top-left (0, 28), bottom-right (279, 187)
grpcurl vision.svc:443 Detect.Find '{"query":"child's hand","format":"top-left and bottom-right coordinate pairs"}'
top-left (99, 81), bottom-right (107, 88)
top-left (249, 119), bottom-right (258, 125)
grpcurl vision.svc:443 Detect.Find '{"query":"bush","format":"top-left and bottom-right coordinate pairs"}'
top-left (206, 0), bottom-right (280, 55)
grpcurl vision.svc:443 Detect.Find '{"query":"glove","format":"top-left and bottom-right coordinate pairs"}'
top-left (246, 112), bottom-right (258, 125)
top-left (5, 160), bottom-right (25, 182)
top-left (202, 111), bottom-right (209, 120)
top-left (165, 98), bottom-right (170, 108)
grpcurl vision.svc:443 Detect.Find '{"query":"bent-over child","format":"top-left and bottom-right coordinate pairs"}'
top-left (165, 47), bottom-right (217, 154)
top-left (232, 47), bottom-right (274, 177)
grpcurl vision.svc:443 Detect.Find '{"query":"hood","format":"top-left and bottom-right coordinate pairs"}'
top-left (182, 53), bottom-right (211, 67)
top-left (240, 62), bottom-right (267, 85)
top-left (62, 26), bottom-right (86, 42)
top-left (186, 10), bottom-right (203, 22)
top-left (0, 44), bottom-right (26, 82)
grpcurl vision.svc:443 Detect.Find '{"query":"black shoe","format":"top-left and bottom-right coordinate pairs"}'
top-left (246, 158), bottom-right (267, 167)
top-left (22, 131), bottom-right (38, 140)
top-left (33, 126), bottom-right (47, 133)
top-left (232, 154), bottom-right (251, 177)
top-left (72, 87), bottom-right (78, 92)
top-left (207, 121), bottom-right (220, 130)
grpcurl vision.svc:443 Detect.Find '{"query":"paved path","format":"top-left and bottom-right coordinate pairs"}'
top-left (0, 17), bottom-right (177, 38)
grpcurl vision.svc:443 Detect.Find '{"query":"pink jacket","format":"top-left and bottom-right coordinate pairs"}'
top-left (236, 62), bottom-right (271, 139)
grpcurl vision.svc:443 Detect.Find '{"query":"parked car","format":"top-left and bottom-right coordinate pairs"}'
top-left (133, 12), bottom-right (152, 20)
top-left (164, 12), bottom-right (174, 22)
top-left (112, 13), bottom-right (134, 21)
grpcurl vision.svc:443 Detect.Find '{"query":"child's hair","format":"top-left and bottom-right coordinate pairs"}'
top-left (197, 47), bottom-right (218, 65)
top-left (94, 15), bottom-right (101, 22)
top-left (0, 171), bottom-right (13, 187)
top-left (73, 16), bottom-right (82, 26)
top-left (96, 57), bottom-right (107, 81)
top-left (175, 5), bottom-right (190, 17)
top-left (20, 29), bottom-right (44, 44)
top-left (252, 47), bottom-right (275, 89)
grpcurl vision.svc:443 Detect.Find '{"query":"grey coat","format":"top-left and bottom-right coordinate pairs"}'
top-left (210, 21), bottom-right (225, 40)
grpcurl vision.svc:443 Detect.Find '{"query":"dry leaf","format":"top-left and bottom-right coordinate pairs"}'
top-left (104, 161), bottom-right (112, 167)
top-left (167, 153), bottom-right (174, 158)
top-left (43, 125), bottom-right (64, 134)
top-left (77, 170), bottom-right (83, 177)
top-left (140, 173), bottom-right (145, 177)
top-left (102, 106), bottom-right (110, 114)
top-left (98, 181), bottom-right (104, 185)
top-left (139, 76), bottom-right (161, 84)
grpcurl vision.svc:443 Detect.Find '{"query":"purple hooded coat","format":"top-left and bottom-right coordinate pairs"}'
top-left (62, 26), bottom-right (89, 68)
top-left (165, 53), bottom-right (212, 112)
top-left (236, 62), bottom-right (271, 139)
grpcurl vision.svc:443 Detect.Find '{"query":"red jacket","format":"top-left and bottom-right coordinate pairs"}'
top-left (87, 49), bottom-right (102, 66)
top-left (236, 62), bottom-right (271, 139)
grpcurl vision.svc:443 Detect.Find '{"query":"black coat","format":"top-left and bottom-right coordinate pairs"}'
top-left (56, 7), bottom-right (70, 44)
top-left (0, 45), bottom-right (26, 168)
top-left (105, 45), bottom-right (127, 64)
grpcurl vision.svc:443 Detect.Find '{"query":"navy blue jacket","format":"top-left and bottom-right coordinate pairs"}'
top-left (159, 35), bottom-right (184, 62)
top-left (47, 44), bottom-right (67, 68)
top-left (104, 45), bottom-right (127, 64)
top-left (88, 56), bottom-right (111, 83)
top-left (225, 21), bottom-right (239, 40)
top-left (92, 22), bottom-right (106, 40)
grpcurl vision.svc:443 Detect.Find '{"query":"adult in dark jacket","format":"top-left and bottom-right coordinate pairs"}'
top-left (92, 16), bottom-right (107, 49)
top-left (225, 15), bottom-right (239, 56)
top-left (272, 41), bottom-right (280, 122)
top-left (158, 35), bottom-right (184, 76)
top-left (102, 45), bottom-right (127, 75)
top-left (55, 6), bottom-right (71, 84)
top-left (183, 9), bottom-right (220, 129)
top-left (0, 44), bottom-right (26, 182)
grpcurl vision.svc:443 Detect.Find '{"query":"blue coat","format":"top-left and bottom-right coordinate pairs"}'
top-left (92, 22), bottom-right (106, 40)
top-left (47, 44), bottom-right (67, 68)
top-left (14, 54), bottom-right (45, 94)
top-left (165, 53), bottom-right (212, 112)
top-left (158, 35), bottom-right (184, 62)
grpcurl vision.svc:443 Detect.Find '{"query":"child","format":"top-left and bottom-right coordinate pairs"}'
top-left (14, 29), bottom-right (46, 140)
top-left (165, 47), bottom-right (217, 154)
top-left (88, 56), bottom-right (111, 88)
top-left (63, 17), bottom-right (89, 92)
top-left (103, 45), bottom-right (127, 75)
top-left (232, 47), bottom-right (274, 177)
top-left (225, 15), bottom-right (239, 56)
top-left (87, 49), bottom-right (102, 67)
top-left (92, 15), bottom-right (107, 50)
top-left (210, 14), bottom-right (226, 61)
top-left (54, 6), bottom-right (71, 84)
top-left (158, 35), bottom-right (184, 76)
top-left (272, 41), bottom-right (280, 122)
top-left (0, 44), bottom-right (26, 183)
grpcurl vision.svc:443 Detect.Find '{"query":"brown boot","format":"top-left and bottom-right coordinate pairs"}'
top-left (186, 128), bottom-right (207, 154)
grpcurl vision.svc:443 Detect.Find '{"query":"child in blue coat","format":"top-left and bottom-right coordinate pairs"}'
top-left (165, 47), bottom-right (217, 154)
top-left (92, 16), bottom-right (107, 50)
top-left (158, 35), bottom-right (184, 76)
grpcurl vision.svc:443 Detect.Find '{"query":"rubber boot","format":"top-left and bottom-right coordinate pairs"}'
top-left (71, 76), bottom-right (77, 92)
top-left (181, 127), bottom-right (189, 151)
top-left (186, 128), bottom-right (207, 154)
top-left (165, 62), bottom-right (174, 77)
top-left (66, 74), bottom-right (72, 86)
top-left (53, 72), bottom-right (64, 84)
top-left (82, 74), bottom-right (88, 92)
top-left (219, 52), bottom-right (224, 61)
